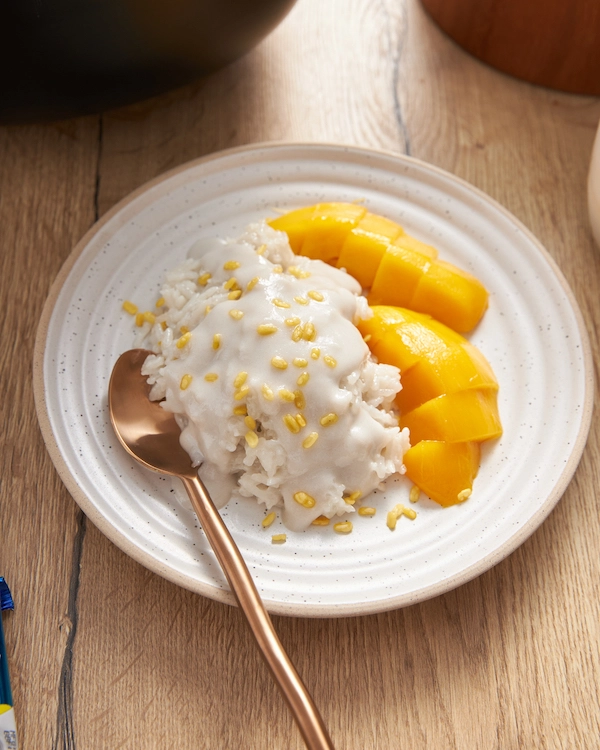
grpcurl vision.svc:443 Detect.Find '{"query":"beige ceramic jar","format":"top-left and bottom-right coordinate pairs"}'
top-left (588, 122), bottom-right (600, 248)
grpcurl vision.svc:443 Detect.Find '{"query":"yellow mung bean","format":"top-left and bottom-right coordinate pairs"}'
top-left (261, 383), bottom-right (274, 401)
top-left (320, 413), bottom-right (338, 427)
top-left (234, 371), bottom-right (248, 388)
top-left (358, 507), bottom-right (376, 516)
top-left (333, 521), bottom-right (353, 534)
top-left (283, 414), bottom-right (300, 434)
top-left (245, 431), bottom-right (259, 448)
top-left (234, 385), bottom-right (250, 400)
top-left (343, 491), bottom-right (361, 505)
top-left (302, 432), bottom-right (319, 449)
top-left (293, 491), bottom-right (316, 508)
top-left (288, 266), bottom-right (310, 279)
top-left (271, 356), bottom-right (288, 370)
top-left (176, 332), bottom-right (191, 349)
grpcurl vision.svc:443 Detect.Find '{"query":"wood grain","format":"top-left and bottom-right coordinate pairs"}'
top-left (0, 118), bottom-right (99, 748)
top-left (1, 0), bottom-right (599, 748)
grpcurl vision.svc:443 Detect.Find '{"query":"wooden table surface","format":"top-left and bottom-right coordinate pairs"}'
top-left (2, 1), bottom-right (600, 747)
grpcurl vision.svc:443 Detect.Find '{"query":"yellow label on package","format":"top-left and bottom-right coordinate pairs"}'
top-left (0, 705), bottom-right (18, 750)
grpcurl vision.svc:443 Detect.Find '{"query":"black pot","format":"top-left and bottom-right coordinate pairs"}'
top-left (0, 0), bottom-right (297, 123)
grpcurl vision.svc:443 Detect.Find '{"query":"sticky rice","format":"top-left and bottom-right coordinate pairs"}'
top-left (138, 221), bottom-right (409, 531)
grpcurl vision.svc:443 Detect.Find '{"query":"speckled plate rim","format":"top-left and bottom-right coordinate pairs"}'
top-left (33, 141), bottom-right (594, 618)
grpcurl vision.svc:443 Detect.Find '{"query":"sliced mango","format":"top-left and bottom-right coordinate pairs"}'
top-left (268, 202), bottom-right (366, 262)
top-left (336, 212), bottom-right (404, 287)
top-left (270, 202), bottom-right (487, 331)
top-left (368, 244), bottom-right (432, 309)
top-left (355, 304), bottom-right (417, 348)
top-left (369, 245), bottom-right (488, 332)
top-left (411, 259), bottom-right (489, 332)
top-left (357, 306), bottom-right (498, 412)
top-left (300, 202), bottom-right (366, 261)
top-left (392, 234), bottom-right (438, 259)
top-left (400, 389), bottom-right (502, 445)
top-left (267, 206), bottom-right (314, 254)
top-left (398, 358), bottom-right (496, 414)
top-left (403, 440), bottom-right (481, 507)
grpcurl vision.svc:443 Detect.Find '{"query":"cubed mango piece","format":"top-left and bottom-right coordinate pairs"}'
top-left (271, 203), bottom-right (489, 332)
top-left (337, 213), bottom-right (403, 287)
top-left (368, 245), bottom-right (432, 308)
top-left (403, 440), bottom-right (481, 507)
top-left (411, 259), bottom-right (488, 333)
top-left (268, 206), bottom-right (315, 254)
top-left (356, 304), bottom-right (417, 346)
top-left (268, 202), bottom-right (366, 262)
top-left (358, 306), bottom-right (498, 412)
top-left (358, 306), bottom-right (428, 371)
top-left (392, 234), bottom-right (438, 259)
top-left (397, 355), bottom-right (497, 413)
top-left (300, 202), bottom-right (367, 261)
top-left (369, 245), bottom-right (488, 332)
top-left (400, 389), bottom-right (502, 445)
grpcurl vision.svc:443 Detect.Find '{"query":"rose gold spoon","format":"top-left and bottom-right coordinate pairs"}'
top-left (109, 348), bottom-right (334, 750)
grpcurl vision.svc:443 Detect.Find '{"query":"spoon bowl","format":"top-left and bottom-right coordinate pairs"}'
top-left (108, 348), bottom-right (334, 750)
top-left (109, 348), bottom-right (196, 477)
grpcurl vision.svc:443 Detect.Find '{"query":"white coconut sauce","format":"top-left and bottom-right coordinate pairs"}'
top-left (140, 222), bottom-right (409, 531)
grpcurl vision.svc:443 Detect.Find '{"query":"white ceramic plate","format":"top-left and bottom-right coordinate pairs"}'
top-left (34, 143), bottom-right (593, 617)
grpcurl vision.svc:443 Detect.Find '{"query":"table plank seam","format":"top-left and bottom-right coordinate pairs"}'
top-left (53, 511), bottom-right (87, 750)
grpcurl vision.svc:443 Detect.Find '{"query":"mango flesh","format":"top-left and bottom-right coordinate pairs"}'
top-left (268, 202), bottom-right (366, 262)
top-left (357, 306), bottom-right (498, 412)
top-left (392, 234), bottom-right (438, 259)
top-left (411, 259), bottom-right (489, 333)
top-left (368, 244), bottom-right (432, 309)
top-left (403, 441), bottom-right (481, 507)
top-left (267, 206), bottom-right (315, 254)
top-left (269, 202), bottom-right (487, 332)
top-left (357, 305), bottom-right (501, 506)
top-left (336, 213), bottom-right (404, 287)
top-left (400, 389), bottom-right (502, 445)
top-left (369, 245), bottom-right (488, 332)
top-left (269, 205), bottom-right (501, 508)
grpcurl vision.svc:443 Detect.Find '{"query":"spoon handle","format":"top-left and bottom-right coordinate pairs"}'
top-left (181, 475), bottom-right (335, 750)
